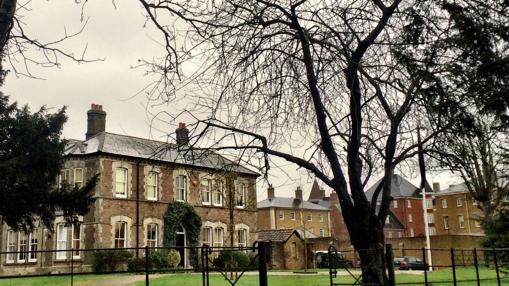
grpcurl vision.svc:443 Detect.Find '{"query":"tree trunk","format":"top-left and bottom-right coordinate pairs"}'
top-left (343, 205), bottom-right (388, 286)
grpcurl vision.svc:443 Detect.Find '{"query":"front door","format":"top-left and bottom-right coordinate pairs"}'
top-left (176, 226), bottom-right (186, 267)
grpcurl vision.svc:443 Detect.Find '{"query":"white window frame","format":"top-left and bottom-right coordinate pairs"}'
top-left (201, 226), bottom-right (213, 246)
top-left (408, 214), bottom-right (413, 223)
top-left (409, 228), bottom-right (414, 237)
top-left (388, 232), bottom-right (393, 239)
top-left (290, 211), bottom-right (296, 220)
top-left (201, 179), bottom-right (212, 205)
top-left (319, 213), bottom-right (324, 222)
top-left (6, 230), bottom-right (16, 263)
top-left (59, 169), bottom-right (71, 189)
top-left (146, 223), bottom-right (158, 248)
top-left (115, 167), bottom-right (128, 198)
top-left (307, 213), bottom-right (312, 221)
top-left (176, 175), bottom-right (187, 202)
top-left (213, 227), bottom-right (224, 247)
top-left (114, 221), bottom-right (128, 248)
top-left (458, 215), bottom-right (465, 228)
top-left (279, 210), bottom-right (284, 220)
top-left (56, 223), bottom-right (68, 260)
top-left (426, 198), bottom-right (433, 209)
top-left (443, 216), bottom-right (450, 229)
top-left (319, 229), bottom-right (324, 237)
top-left (74, 168), bottom-right (84, 188)
top-left (72, 224), bottom-right (81, 259)
top-left (236, 183), bottom-right (246, 208)
top-left (429, 227), bottom-right (436, 235)
top-left (407, 200), bottom-right (412, 208)
top-left (393, 200), bottom-right (398, 208)
top-left (427, 213), bottom-right (434, 224)
top-left (213, 181), bottom-right (223, 207)
top-left (237, 228), bottom-right (248, 247)
top-left (17, 232), bottom-right (28, 263)
top-left (442, 199), bottom-right (448, 208)
top-left (456, 196), bottom-right (463, 207)
top-left (146, 171), bottom-right (159, 201)
top-left (28, 229), bottom-right (38, 262)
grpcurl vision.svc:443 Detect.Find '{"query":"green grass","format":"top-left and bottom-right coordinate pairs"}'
top-left (0, 267), bottom-right (507, 286)
top-left (0, 273), bottom-right (126, 286)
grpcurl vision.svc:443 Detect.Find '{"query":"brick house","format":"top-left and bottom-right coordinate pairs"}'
top-left (0, 104), bottom-right (259, 275)
top-left (258, 229), bottom-right (311, 269)
top-left (433, 183), bottom-right (484, 236)
top-left (364, 174), bottom-right (435, 238)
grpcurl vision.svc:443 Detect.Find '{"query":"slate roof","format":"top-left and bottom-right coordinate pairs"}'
top-left (436, 183), bottom-right (468, 194)
top-left (258, 229), bottom-right (301, 242)
top-left (257, 197), bottom-right (330, 210)
top-left (64, 132), bottom-right (258, 176)
top-left (365, 174), bottom-right (434, 201)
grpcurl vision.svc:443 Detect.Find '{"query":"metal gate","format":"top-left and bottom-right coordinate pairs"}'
top-left (201, 241), bottom-right (269, 286)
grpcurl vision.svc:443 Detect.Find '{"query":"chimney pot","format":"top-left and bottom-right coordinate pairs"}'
top-left (86, 104), bottom-right (106, 140)
top-left (432, 182), bottom-right (441, 193)
top-left (267, 184), bottom-right (275, 200)
top-left (295, 186), bottom-right (303, 201)
top-left (176, 122), bottom-right (190, 145)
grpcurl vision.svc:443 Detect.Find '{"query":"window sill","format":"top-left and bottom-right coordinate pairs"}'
top-left (202, 202), bottom-right (211, 206)
top-left (147, 198), bottom-right (158, 202)
top-left (235, 206), bottom-right (245, 209)
top-left (213, 203), bottom-right (223, 207)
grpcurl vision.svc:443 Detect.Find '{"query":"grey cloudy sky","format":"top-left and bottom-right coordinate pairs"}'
top-left (4, 1), bottom-right (461, 200)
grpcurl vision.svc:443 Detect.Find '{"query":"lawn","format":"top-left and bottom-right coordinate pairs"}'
top-left (0, 267), bottom-right (507, 286)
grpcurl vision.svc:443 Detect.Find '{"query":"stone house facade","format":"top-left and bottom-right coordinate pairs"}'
top-left (433, 183), bottom-right (484, 236)
top-left (0, 104), bottom-right (259, 275)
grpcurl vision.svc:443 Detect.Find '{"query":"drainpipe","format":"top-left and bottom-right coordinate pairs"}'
top-left (136, 160), bottom-right (140, 257)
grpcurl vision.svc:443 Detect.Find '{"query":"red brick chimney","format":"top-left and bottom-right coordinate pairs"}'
top-left (86, 104), bottom-right (106, 140)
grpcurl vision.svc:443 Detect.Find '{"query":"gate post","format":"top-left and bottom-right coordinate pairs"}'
top-left (385, 244), bottom-right (396, 286)
top-left (258, 241), bottom-right (269, 286)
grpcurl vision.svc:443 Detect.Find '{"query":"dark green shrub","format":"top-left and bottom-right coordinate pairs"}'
top-left (212, 250), bottom-right (251, 268)
top-left (127, 257), bottom-right (146, 272)
top-left (92, 250), bottom-right (133, 273)
top-left (150, 250), bottom-right (169, 269)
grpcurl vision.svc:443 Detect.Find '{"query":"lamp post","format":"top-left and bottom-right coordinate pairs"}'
top-left (417, 127), bottom-right (433, 271)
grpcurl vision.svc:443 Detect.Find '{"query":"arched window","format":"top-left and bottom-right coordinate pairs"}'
top-left (114, 221), bottom-right (128, 248)
top-left (146, 223), bottom-right (158, 247)
top-left (237, 228), bottom-right (247, 247)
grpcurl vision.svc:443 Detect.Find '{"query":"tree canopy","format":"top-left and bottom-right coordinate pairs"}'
top-left (0, 95), bottom-right (97, 230)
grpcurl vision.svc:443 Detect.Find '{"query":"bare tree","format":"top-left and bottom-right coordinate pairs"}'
top-left (137, 1), bottom-right (441, 284)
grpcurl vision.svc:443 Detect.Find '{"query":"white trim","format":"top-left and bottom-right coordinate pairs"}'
top-left (56, 222), bottom-right (68, 260)
top-left (6, 230), bottom-right (16, 264)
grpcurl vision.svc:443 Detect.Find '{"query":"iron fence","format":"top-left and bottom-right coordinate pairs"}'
top-left (328, 246), bottom-right (509, 286)
top-left (0, 242), bottom-right (270, 286)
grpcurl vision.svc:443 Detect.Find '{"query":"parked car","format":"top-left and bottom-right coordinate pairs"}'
top-left (394, 256), bottom-right (405, 267)
top-left (315, 251), bottom-right (353, 268)
top-left (398, 256), bottom-right (428, 270)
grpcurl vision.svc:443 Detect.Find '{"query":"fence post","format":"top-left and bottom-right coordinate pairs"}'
top-left (258, 241), bottom-right (269, 286)
top-left (473, 248), bottom-right (480, 286)
top-left (493, 248), bottom-right (501, 286)
top-left (422, 247), bottom-right (428, 286)
top-left (451, 248), bottom-right (457, 286)
top-left (145, 246), bottom-right (150, 286)
top-left (71, 248), bottom-right (74, 286)
top-left (201, 246), bottom-right (205, 286)
top-left (385, 244), bottom-right (396, 286)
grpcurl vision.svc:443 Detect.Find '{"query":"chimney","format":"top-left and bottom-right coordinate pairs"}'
top-left (176, 122), bottom-right (190, 145)
top-left (267, 184), bottom-right (275, 200)
top-left (295, 186), bottom-right (303, 201)
top-left (330, 191), bottom-right (339, 204)
top-left (319, 188), bottom-right (326, 199)
top-left (86, 104), bottom-right (106, 140)
top-left (433, 182), bottom-right (441, 193)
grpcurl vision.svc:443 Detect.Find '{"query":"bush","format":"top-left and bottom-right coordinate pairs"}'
top-left (150, 250), bottom-right (170, 269)
top-left (213, 250), bottom-right (251, 268)
top-left (93, 250), bottom-right (133, 273)
top-left (167, 250), bottom-right (181, 268)
top-left (127, 257), bottom-right (146, 272)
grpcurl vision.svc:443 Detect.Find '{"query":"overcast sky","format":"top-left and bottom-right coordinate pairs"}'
top-left (4, 1), bottom-right (461, 200)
